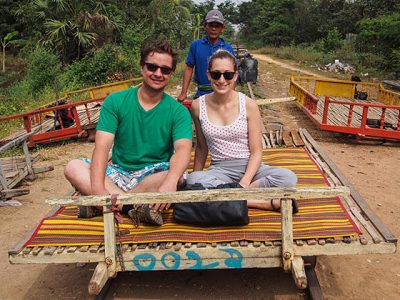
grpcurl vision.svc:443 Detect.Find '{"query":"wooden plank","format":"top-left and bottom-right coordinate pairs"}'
top-left (32, 166), bottom-right (54, 174)
top-left (1, 188), bottom-right (30, 199)
top-left (88, 262), bottom-right (108, 295)
top-left (282, 131), bottom-right (294, 147)
top-left (10, 242), bottom-right (396, 265)
top-left (291, 257), bottom-right (307, 289)
top-left (290, 130), bottom-right (305, 147)
top-left (103, 207), bottom-right (117, 277)
top-left (0, 163), bottom-right (8, 190)
top-left (255, 97), bottom-right (296, 106)
top-left (8, 206), bottom-right (61, 255)
top-left (281, 199), bottom-right (294, 272)
top-left (263, 133), bottom-right (272, 149)
top-left (47, 186), bottom-right (350, 206)
top-left (22, 140), bottom-right (34, 177)
top-left (269, 131), bottom-right (276, 148)
top-left (0, 131), bottom-right (36, 154)
top-left (247, 82), bottom-right (255, 100)
top-left (301, 128), bottom-right (397, 243)
top-left (349, 207), bottom-right (382, 243)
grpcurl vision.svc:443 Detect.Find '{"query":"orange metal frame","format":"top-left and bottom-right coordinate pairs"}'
top-left (290, 75), bottom-right (400, 140)
top-left (320, 97), bottom-right (400, 140)
top-left (0, 97), bottom-right (105, 147)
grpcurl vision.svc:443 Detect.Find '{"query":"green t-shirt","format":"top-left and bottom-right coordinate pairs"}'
top-left (97, 87), bottom-right (192, 171)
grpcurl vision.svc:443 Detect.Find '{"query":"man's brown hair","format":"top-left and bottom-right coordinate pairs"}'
top-left (140, 39), bottom-right (179, 71)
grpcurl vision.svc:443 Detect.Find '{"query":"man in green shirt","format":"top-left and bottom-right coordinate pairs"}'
top-left (64, 39), bottom-right (192, 226)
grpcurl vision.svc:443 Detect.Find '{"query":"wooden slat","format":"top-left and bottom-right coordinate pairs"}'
top-left (301, 128), bottom-right (397, 243)
top-left (290, 130), bottom-right (305, 146)
top-left (47, 186), bottom-right (350, 206)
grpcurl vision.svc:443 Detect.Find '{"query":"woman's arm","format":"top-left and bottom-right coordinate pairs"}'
top-left (191, 99), bottom-right (209, 171)
top-left (239, 97), bottom-right (263, 187)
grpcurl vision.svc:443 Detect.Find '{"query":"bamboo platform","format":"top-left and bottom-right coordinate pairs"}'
top-left (8, 128), bottom-right (396, 296)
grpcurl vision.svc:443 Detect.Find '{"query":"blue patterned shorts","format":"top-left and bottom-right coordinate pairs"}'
top-left (80, 158), bottom-right (170, 192)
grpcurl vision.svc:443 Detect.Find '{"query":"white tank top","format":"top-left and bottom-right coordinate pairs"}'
top-left (199, 92), bottom-right (250, 161)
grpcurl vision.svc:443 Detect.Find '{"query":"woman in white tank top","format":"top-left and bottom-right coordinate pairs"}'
top-left (188, 50), bottom-right (298, 212)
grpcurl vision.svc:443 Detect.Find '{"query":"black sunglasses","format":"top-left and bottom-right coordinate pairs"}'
top-left (209, 71), bottom-right (235, 81)
top-left (144, 62), bottom-right (173, 75)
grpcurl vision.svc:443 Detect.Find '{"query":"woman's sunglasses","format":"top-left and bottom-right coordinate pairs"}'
top-left (209, 71), bottom-right (235, 81)
top-left (144, 62), bottom-right (173, 75)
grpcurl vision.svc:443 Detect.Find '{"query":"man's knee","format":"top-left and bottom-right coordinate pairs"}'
top-left (64, 159), bottom-right (87, 181)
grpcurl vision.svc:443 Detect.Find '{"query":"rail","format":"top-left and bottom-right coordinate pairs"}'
top-left (321, 97), bottom-right (400, 140)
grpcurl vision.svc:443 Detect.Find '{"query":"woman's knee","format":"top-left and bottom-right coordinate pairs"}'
top-left (186, 171), bottom-right (228, 187)
top-left (281, 169), bottom-right (297, 187)
top-left (259, 169), bottom-right (297, 188)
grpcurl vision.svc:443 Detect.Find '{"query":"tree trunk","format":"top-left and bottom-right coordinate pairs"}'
top-left (2, 45), bottom-right (5, 73)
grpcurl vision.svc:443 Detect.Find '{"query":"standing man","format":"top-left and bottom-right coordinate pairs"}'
top-left (177, 9), bottom-right (235, 101)
top-left (64, 39), bottom-right (193, 226)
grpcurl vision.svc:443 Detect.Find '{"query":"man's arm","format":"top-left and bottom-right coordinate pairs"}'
top-left (90, 130), bottom-right (115, 195)
top-left (177, 64), bottom-right (194, 102)
top-left (153, 138), bottom-right (192, 211)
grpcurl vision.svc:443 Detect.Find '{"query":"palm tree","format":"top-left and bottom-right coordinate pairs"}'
top-left (18, 0), bottom-right (118, 63)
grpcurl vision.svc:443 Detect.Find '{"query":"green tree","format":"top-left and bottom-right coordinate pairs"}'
top-left (15, 0), bottom-right (118, 63)
top-left (356, 12), bottom-right (400, 70)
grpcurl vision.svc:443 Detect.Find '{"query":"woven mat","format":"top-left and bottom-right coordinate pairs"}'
top-left (25, 148), bottom-right (360, 247)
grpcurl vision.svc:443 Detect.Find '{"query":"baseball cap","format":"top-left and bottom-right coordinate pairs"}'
top-left (205, 9), bottom-right (225, 24)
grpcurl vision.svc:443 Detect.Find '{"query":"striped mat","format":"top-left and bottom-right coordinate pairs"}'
top-left (25, 148), bottom-right (360, 247)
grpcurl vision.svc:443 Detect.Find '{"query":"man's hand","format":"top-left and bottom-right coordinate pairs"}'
top-left (177, 94), bottom-right (187, 102)
top-left (150, 180), bottom-right (178, 212)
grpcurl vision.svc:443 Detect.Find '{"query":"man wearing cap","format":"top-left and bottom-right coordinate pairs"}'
top-left (177, 9), bottom-right (235, 101)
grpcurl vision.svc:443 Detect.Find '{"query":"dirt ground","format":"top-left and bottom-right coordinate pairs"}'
top-left (1, 55), bottom-right (399, 300)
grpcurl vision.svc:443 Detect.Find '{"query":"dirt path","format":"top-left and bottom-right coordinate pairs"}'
top-left (252, 53), bottom-right (328, 78)
top-left (1, 55), bottom-right (399, 300)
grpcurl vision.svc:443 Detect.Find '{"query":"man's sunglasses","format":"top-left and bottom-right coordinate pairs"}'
top-left (209, 71), bottom-right (235, 81)
top-left (144, 63), bottom-right (173, 75)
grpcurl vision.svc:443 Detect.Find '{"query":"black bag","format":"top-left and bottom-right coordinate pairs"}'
top-left (173, 182), bottom-right (249, 227)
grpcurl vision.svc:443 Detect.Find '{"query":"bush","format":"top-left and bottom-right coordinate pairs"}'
top-left (25, 46), bottom-right (61, 94)
top-left (318, 27), bottom-right (343, 53)
top-left (61, 44), bottom-right (138, 88)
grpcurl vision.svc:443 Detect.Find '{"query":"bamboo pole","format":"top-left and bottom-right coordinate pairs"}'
top-left (46, 186), bottom-right (350, 206)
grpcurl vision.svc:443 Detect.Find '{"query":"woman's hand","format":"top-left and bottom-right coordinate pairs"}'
top-left (239, 180), bottom-right (250, 188)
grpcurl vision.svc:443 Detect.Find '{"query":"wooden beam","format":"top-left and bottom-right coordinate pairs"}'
top-left (291, 257), bottom-right (307, 289)
top-left (281, 199), bottom-right (294, 272)
top-left (9, 241), bottom-right (396, 266)
top-left (46, 186), bottom-right (350, 206)
top-left (300, 128), bottom-right (397, 243)
top-left (103, 206), bottom-right (117, 278)
top-left (255, 97), bottom-right (296, 106)
top-left (32, 165), bottom-right (54, 174)
top-left (88, 262), bottom-right (109, 295)
top-left (0, 131), bottom-right (37, 154)
top-left (1, 188), bottom-right (30, 199)
top-left (247, 82), bottom-right (255, 100)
